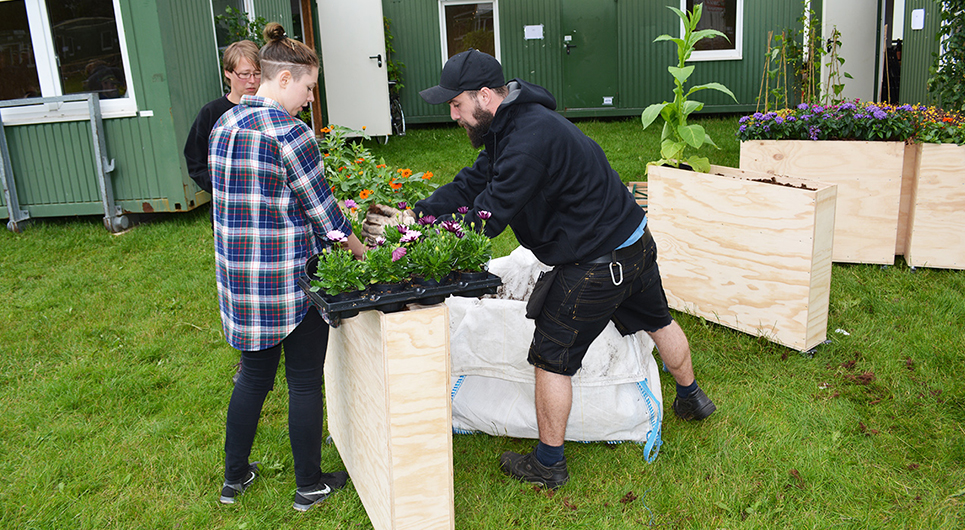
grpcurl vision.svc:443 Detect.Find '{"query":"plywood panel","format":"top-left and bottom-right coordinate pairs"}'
top-left (905, 143), bottom-right (965, 269)
top-left (740, 140), bottom-right (906, 264)
top-left (647, 164), bottom-right (836, 351)
top-left (895, 143), bottom-right (921, 255)
top-left (326, 305), bottom-right (454, 530)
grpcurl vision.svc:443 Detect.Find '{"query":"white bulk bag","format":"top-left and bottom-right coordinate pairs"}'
top-left (446, 247), bottom-right (663, 462)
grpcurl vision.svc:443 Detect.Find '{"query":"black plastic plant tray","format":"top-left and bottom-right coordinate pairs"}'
top-left (296, 272), bottom-right (502, 322)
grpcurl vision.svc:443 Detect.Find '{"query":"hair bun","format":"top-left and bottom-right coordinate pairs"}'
top-left (263, 22), bottom-right (286, 43)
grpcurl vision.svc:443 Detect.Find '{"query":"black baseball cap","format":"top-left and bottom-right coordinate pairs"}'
top-left (419, 49), bottom-right (505, 105)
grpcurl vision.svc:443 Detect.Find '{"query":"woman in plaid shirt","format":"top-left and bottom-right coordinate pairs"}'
top-left (208, 22), bottom-right (365, 511)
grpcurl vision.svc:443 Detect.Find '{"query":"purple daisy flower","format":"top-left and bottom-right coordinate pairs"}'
top-left (478, 210), bottom-right (492, 220)
top-left (391, 247), bottom-right (407, 262)
top-left (457, 206), bottom-right (470, 214)
top-left (326, 230), bottom-right (347, 242)
top-left (400, 230), bottom-right (422, 243)
top-left (417, 215), bottom-right (437, 226)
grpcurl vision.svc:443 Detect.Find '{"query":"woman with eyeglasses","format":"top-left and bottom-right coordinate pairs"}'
top-left (184, 40), bottom-right (261, 194)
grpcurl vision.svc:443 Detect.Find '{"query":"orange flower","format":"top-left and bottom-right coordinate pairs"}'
top-left (422, 172), bottom-right (433, 180)
top-left (398, 168), bottom-right (413, 178)
top-left (323, 153), bottom-right (329, 157)
top-left (390, 179), bottom-right (403, 190)
top-left (376, 164), bottom-right (387, 169)
top-left (356, 158), bottom-right (365, 164)
top-left (330, 185), bottom-right (335, 193)
top-left (338, 166), bottom-right (347, 172)
top-left (362, 125), bottom-right (367, 130)
top-left (319, 126), bottom-right (331, 133)
top-left (359, 189), bottom-right (373, 199)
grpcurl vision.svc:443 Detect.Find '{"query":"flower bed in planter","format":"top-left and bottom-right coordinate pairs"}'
top-left (647, 164), bottom-right (837, 352)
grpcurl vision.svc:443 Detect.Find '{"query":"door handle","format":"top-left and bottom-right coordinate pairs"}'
top-left (369, 54), bottom-right (383, 68)
top-left (565, 43), bottom-right (577, 55)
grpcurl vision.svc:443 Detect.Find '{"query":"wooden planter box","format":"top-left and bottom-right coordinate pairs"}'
top-left (740, 139), bottom-right (911, 264)
top-left (905, 143), bottom-right (965, 269)
top-left (647, 164), bottom-right (837, 352)
top-left (326, 305), bottom-right (454, 530)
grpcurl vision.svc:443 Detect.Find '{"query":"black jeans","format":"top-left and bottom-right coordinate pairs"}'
top-left (224, 306), bottom-right (328, 488)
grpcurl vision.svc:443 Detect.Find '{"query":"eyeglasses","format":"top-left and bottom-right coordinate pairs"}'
top-left (233, 71), bottom-right (261, 80)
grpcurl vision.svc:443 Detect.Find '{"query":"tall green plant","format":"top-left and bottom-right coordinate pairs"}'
top-left (641, 4), bottom-right (737, 173)
top-left (928, 0), bottom-right (965, 112)
top-left (216, 6), bottom-right (267, 48)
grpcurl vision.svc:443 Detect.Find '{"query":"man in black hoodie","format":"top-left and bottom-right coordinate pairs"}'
top-left (416, 49), bottom-right (715, 489)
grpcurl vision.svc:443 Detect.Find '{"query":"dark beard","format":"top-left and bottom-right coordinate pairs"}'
top-left (461, 105), bottom-right (494, 149)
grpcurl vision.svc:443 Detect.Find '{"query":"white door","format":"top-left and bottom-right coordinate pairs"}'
top-left (822, 0), bottom-right (880, 102)
top-left (317, 0), bottom-right (390, 136)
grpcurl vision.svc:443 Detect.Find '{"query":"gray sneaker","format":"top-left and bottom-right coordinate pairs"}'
top-left (292, 471), bottom-right (349, 512)
top-left (219, 462), bottom-right (259, 504)
top-left (499, 450), bottom-right (569, 489)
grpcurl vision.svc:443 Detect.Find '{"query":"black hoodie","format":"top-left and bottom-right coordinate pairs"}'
top-left (413, 79), bottom-right (645, 266)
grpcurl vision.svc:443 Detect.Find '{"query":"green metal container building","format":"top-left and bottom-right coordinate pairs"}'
top-left (383, 0), bottom-right (814, 124)
top-left (0, 0), bottom-right (291, 232)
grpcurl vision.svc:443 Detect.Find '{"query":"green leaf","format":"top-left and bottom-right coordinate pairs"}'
top-left (703, 132), bottom-right (719, 149)
top-left (660, 120), bottom-right (672, 142)
top-left (682, 100), bottom-right (704, 116)
top-left (678, 124), bottom-right (706, 148)
top-left (714, 501), bottom-right (733, 514)
top-left (666, 5), bottom-right (687, 22)
top-left (660, 139), bottom-right (686, 161)
top-left (668, 65), bottom-right (695, 85)
top-left (687, 82), bottom-right (738, 102)
top-left (641, 103), bottom-right (668, 129)
top-left (653, 35), bottom-right (684, 48)
top-left (687, 155), bottom-right (711, 174)
top-left (693, 29), bottom-right (727, 43)
top-left (844, 72), bottom-right (854, 79)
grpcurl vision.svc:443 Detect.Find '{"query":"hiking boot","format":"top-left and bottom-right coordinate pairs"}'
top-left (292, 471), bottom-right (349, 512)
top-left (672, 387), bottom-right (716, 420)
top-left (499, 450), bottom-right (569, 489)
top-left (219, 462), bottom-right (259, 504)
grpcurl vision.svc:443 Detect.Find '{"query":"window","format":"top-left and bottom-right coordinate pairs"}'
top-left (683, 0), bottom-right (743, 61)
top-left (0, 0), bottom-right (136, 125)
top-left (439, 1), bottom-right (500, 63)
top-left (211, 0), bottom-right (255, 50)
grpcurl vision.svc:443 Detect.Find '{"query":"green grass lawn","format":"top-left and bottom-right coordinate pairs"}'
top-left (0, 116), bottom-right (962, 529)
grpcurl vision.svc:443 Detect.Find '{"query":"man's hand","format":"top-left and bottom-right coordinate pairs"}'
top-left (392, 209), bottom-right (417, 226)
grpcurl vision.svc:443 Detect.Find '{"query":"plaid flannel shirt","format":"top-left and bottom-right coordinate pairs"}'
top-left (208, 96), bottom-right (349, 351)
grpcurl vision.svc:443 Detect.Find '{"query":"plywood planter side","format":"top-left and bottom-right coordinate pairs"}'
top-left (740, 139), bottom-right (906, 264)
top-left (905, 143), bottom-right (965, 269)
top-left (326, 305), bottom-right (454, 530)
top-left (647, 164), bottom-right (836, 352)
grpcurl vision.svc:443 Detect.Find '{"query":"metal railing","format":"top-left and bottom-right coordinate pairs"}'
top-left (0, 93), bottom-right (127, 233)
